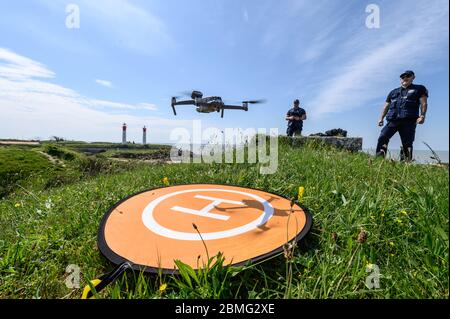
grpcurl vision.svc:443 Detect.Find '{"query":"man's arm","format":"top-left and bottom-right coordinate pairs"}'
top-left (301, 110), bottom-right (307, 121)
top-left (286, 111), bottom-right (293, 121)
top-left (378, 102), bottom-right (390, 126)
top-left (417, 96), bottom-right (428, 124)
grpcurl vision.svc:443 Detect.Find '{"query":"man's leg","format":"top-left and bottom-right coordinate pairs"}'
top-left (398, 119), bottom-right (417, 162)
top-left (376, 121), bottom-right (398, 157)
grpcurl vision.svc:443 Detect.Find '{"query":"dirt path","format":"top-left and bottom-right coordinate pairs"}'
top-left (0, 140), bottom-right (40, 145)
top-left (36, 151), bottom-right (65, 167)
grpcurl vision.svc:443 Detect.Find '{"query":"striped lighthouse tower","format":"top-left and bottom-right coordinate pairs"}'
top-left (143, 126), bottom-right (147, 145)
top-left (122, 123), bottom-right (127, 144)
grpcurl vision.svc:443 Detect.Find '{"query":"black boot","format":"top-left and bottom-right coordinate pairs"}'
top-left (405, 146), bottom-right (413, 162)
top-left (400, 145), bottom-right (413, 162)
top-left (376, 144), bottom-right (388, 158)
top-left (400, 146), bottom-right (405, 161)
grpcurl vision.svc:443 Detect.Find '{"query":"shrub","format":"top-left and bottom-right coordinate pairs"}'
top-left (43, 144), bottom-right (78, 161)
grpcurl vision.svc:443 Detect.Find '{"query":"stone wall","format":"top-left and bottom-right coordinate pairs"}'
top-left (290, 136), bottom-right (363, 152)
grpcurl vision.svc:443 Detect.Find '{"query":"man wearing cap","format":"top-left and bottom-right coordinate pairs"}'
top-left (286, 99), bottom-right (307, 137)
top-left (376, 70), bottom-right (428, 161)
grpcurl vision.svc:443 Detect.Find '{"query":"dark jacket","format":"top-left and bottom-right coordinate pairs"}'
top-left (287, 107), bottom-right (306, 129)
top-left (386, 84), bottom-right (428, 121)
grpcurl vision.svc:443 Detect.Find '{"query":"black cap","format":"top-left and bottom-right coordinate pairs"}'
top-left (294, 99), bottom-right (300, 104)
top-left (400, 70), bottom-right (415, 78)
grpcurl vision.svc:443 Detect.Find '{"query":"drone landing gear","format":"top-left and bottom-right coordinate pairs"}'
top-left (171, 97), bottom-right (177, 116)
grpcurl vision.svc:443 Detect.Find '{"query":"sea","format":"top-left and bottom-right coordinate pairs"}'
top-left (363, 149), bottom-right (449, 164)
top-left (174, 143), bottom-right (449, 164)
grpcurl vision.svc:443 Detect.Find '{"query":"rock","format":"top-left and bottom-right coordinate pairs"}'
top-left (288, 136), bottom-right (363, 152)
top-left (310, 128), bottom-right (347, 137)
top-left (296, 128), bottom-right (361, 151)
top-left (324, 128), bottom-right (347, 137)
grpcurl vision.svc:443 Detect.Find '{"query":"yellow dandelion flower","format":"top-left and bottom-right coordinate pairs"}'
top-left (366, 263), bottom-right (373, 270)
top-left (298, 186), bottom-right (305, 202)
top-left (14, 203), bottom-right (21, 208)
top-left (162, 177), bottom-right (170, 186)
top-left (395, 218), bottom-right (402, 224)
top-left (159, 283), bottom-right (167, 292)
top-left (390, 253), bottom-right (395, 257)
top-left (401, 210), bottom-right (408, 216)
top-left (389, 241), bottom-right (395, 246)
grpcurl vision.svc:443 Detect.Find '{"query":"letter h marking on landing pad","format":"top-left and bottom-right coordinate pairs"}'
top-left (171, 195), bottom-right (245, 221)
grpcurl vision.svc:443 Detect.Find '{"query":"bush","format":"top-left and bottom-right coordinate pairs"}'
top-left (0, 148), bottom-right (52, 198)
top-left (76, 156), bottom-right (138, 177)
top-left (44, 144), bottom-right (78, 161)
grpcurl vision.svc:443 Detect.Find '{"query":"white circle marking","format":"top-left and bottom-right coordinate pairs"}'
top-left (141, 188), bottom-right (274, 240)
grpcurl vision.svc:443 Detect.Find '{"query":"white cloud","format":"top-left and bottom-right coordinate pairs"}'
top-left (243, 8), bottom-right (249, 23)
top-left (136, 103), bottom-right (158, 111)
top-left (304, 0), bottom-right (449, 118)
top-left (261, 1), bottom-right (350, 62)
top-left (259, 1), bottom-right (448, 120)
top-left (0, 48), bottom-right (55, 79)
top-left (0, 48), bottom-right (188, 142)
top-left (95, 79), bottom-right (113, 88)
top-left (89, 99), bottom-right (157, 111)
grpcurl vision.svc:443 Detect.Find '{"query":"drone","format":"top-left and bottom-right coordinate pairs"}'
top-left (171, 90), bottom-right (265, 118)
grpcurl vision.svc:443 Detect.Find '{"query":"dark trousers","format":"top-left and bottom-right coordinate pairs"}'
top-left (287, 127), bottom-right (302, 137)
top-left (376, 118), bottom-right (417, 159)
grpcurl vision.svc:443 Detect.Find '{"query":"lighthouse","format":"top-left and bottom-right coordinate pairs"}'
top-left (143, 126), bottom-right (147, 145)
top-left (122, 123), bottom-right (127, 144)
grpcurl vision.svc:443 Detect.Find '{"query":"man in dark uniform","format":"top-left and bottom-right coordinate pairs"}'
top-left (286, 99), bottom-right (307, 137)
top-left (376, 70), bottom-right (428, 161)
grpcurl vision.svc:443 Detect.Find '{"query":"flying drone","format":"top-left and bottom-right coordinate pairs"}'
top-left (171, 90), bottom-right (265, 118)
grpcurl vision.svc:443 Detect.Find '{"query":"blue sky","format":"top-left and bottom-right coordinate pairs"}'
top-left (0, 0), bottom-right (448, 150)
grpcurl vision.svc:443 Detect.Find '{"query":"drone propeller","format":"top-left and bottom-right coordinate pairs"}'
top-left (242, 99), bottom-right (266, 104)
top-left (179, 90), bottom-right (203, 97)
top-left (180, 90), bottom-right (193, 97)
top-left (225, 99), bottom-right (267, 105)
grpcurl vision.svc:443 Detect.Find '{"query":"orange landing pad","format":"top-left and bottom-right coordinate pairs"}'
top-left (98, 184), bottom-right (312, 273)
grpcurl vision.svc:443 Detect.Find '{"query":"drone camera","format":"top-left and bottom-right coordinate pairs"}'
top-left (191, 90), bottom-right (203, 99)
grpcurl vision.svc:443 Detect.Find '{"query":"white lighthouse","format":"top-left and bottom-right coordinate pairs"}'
top-left (143, 126), bottom-right (147, 145)
top-left (122, 123), bottom-right (127, 144)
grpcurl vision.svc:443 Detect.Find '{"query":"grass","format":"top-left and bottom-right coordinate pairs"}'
top-left (0, 144), bottom-right (143, 199)
top-left (0, 147), bottom-right (54, 198)
top-left (98, 147), bottom-right (171, 160)
top-left (0, 138), bottom-right (448, 299)
top-left (41, 140), bottom-right (171, 150)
